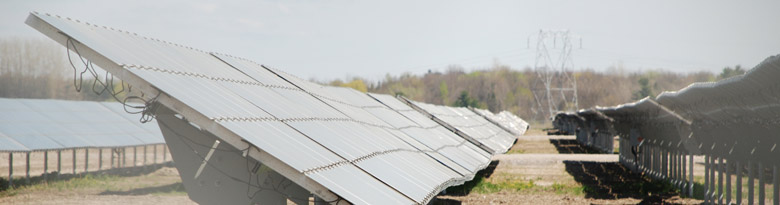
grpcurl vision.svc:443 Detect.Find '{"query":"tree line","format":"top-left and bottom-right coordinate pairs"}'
top-left (0, 37), bottom-right (117, 101)
top-left (1, 37), bottom-right (745, 124)
top-left (334, 64), bottom-right (743, 123)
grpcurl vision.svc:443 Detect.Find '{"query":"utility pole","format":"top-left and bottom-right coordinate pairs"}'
top-left (529, 30), bottom-right (580, 122)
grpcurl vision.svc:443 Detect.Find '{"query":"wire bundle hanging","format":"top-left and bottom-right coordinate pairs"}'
top-left (65, 37), bottom-right (160, 123)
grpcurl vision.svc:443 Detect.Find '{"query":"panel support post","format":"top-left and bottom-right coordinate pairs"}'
top-left (43, 151), bottom-right (48, 180)
top-left (750, 160), bottom-right (755, 205)
top-left (99, 148), bottom-right (103, 171)
top-left (56, 150), bottom-right (61, 178)
top-left (72, 148), bottom-right (77, 175)
top-left (704, 155), bottom-right (709, 202)
top-left (143, 145), bottom-right (147, 169)
top-left (133, 146), bottom-right (137, 168)
top-left (710, 156), bottom-right (716, 203)
top-left (689, 154), bottom-right (694, 198)
top-left (760, 163), bottom-right (765, 205)
top-left (737, 160), bottom-right (742, 204)
top-left (110, 148), bottom-right (114, 168)
top-left (678, 151), bottom-right (683, 191)
top-left (85, 148), bottom-right (89, 173)
top-left (774, 165), bottom-right (778, 205)
top-left (8, 153), bottom-right (12, 189)
top-left (153, 144), bottom-right (158, 167)
top-left (682, 151), bottom-right (687, 196)
top-left (671, 151), bottom-right (676, 185)
top-left (719, 157), bottom-right (723, 205)
top-left (25, 152), bottom-right (30, 184)
top-left (662, 148), bottom-right (667, 179)
top-left (727, 158), bottom-right (731, 204)
top-left (122, 147), bottom-right (127, 168)
top-left (163, 145), bottom-right (167, 163)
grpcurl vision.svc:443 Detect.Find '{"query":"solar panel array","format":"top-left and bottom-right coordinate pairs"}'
top-left (552, 109), bottom-right (616, 153)
top-left (0, 98), bottom-right (164, 152)
top-left (401, 99), bottom-right (519, 154)
top-left (26, 12), bottom-right (528, 204)
top-left (552, 55), bottom-right (780, 203)
top-left (471, 108), bottom-right (529, 137)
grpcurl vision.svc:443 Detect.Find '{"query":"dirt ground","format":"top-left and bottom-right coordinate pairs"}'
top-left (0, 166), bottom-right (195, 205)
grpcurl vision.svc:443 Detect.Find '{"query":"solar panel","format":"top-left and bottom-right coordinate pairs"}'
top-left (26, 12), bottom-right (526, 204)
top-left (213, 55), bottom-right (478, 202)
top-left (217, 121), bottom-right (343, 172)
top-left (0, 132), bottom-right (29, 152)
top-left (307, 165), bottom-right (416, 204)
top-left (100, 102), bottom-right (165, 144)
top-left (367, 93), bottom-right (492, 173)
top-left (400, 98), bottom-right (519, 154)
top-left (471, 108), bottom-right (529, 136)
top-left (0, 98), bottom-right (165, 151)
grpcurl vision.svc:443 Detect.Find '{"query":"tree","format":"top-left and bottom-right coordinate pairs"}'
top-left (452, 91), bottom-right (480, 108)
top-left (632, 76), bottom-right (653, 100)
top-left (718, 65), bottom-right (745, 80)
top-left (439, 81), bottom-right (449, 105)
top-left (329, 78), bottom-right (368, 92)
top-left (340, 79), bottom-right (368, 93)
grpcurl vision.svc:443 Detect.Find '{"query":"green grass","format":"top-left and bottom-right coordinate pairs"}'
top-left (550, 182), bottom-right (585, 195)
top-left (470, 178), bottom-right (536, 194)
top-left (446, 173), bottom-right (586, 196)
top-left (0, 187), bottom-right (18, 198)
top-left (506, 149), bottom-right (525, 154)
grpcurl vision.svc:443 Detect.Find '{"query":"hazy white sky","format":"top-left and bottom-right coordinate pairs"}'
top-left (2, 0), bottom-right (779, 81)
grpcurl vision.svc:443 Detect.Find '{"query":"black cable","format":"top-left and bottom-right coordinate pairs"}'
top-left (65, 38), bottom-right (88, 92)
top-left (66, 37), bottom-right (157, 123)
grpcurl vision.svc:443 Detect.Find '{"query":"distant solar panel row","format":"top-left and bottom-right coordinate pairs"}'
top-left (553, 110), bottom-right (615, 153)
top-left (27, 12), bottom-right (527, 204)
top-left (402, 99), bottom-right (520, 154)
top-left (471, 108), bottom-right (530, 137)
top-left (0, 98), bottom-right (164, 152)
top-left (550, 55), bottom-right (780, 203)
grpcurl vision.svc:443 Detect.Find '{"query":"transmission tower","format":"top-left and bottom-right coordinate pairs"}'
top-left (529, 30), bottom-right (580, 122)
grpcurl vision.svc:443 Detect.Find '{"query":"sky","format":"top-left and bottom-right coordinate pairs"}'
top-left (1, 0), bottom-right (779, 82)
